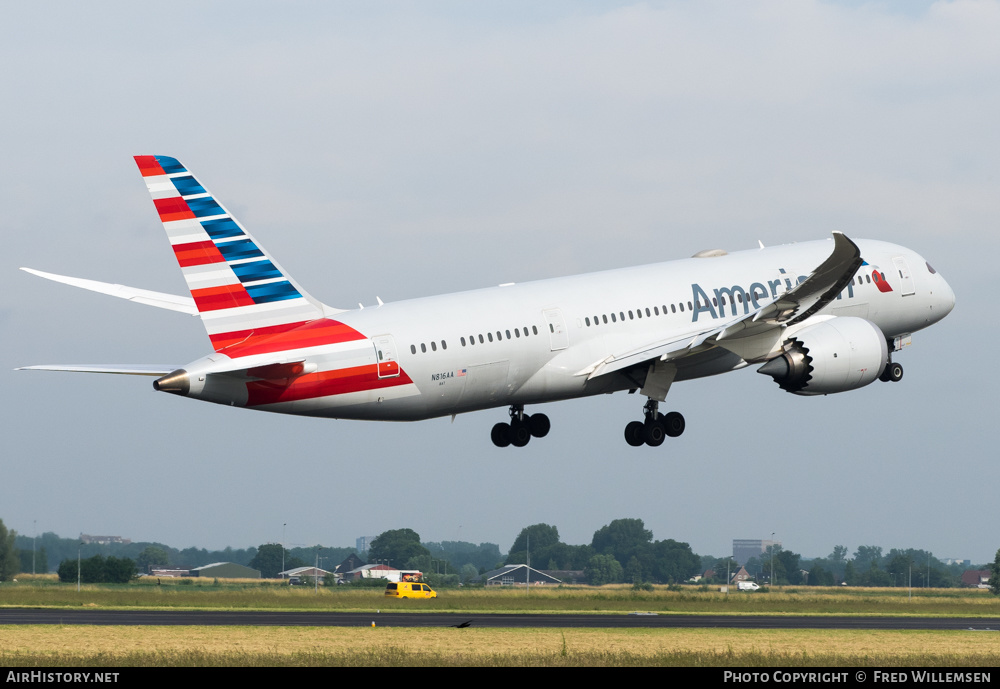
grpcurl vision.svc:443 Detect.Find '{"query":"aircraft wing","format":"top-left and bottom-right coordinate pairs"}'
top-left (584, 232), bottom-right (863, 380)
top-left (21, 267), bottom-right (198, 316)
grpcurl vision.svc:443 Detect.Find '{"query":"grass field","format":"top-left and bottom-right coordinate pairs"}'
top-left (2, 575), bottom-right (998, 617)
top-left (2, 577), bottom-right (998, 666)
top-left (1, 626), bottom-right (998, 667)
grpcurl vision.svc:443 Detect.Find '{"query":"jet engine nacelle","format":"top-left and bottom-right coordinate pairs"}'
top-left (757, 317), bottom-right (888, 396)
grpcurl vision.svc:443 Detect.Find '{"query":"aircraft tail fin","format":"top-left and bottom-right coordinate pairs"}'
top-left (134, 155), bottom-right (341, 352)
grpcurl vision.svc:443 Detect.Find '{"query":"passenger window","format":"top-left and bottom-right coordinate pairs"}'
top-left (431, 341), bottom-right (437, 351)
top-left (505, 330), bottom-right (511, 339)
top-left (679, 303), bottom-right (684, 313)
top-left (441, 340), bottom-right (447, 350)
top-left (532, 325), bottom-right (538, 335)
top-left (645, 308), bottom-right (650, 317)
top-left (628, 310), bottom-right (634, 320)
top-left (421, 343), bottom-right (427, 353)
top-left (619, 312), bottom-right (624, 321)
top-left (670, 304), bottom-right (676, 313)
top-left (654, 306), bottom-right (659, 315)
top-left (611, 313), bottom-right (616, 322)
top-left (488, 332), bottom-right (494, 342)
top-left (478, 334), bottom-right (484, 344)
top-left (410, 345), bottom-right (416, 354)
top-left (497, 331), bottom-right (502, 340)
top-left (461, 337), bottom-right (466, 346)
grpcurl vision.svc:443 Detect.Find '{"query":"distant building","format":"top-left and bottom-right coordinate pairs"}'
top-left (343, 564), bottom-right (423, 583)
top-left (479, 564), bottom-right (561, 586)
top-left (333, 553), bottom-right (366, 575)
top-left (356, 536), bottom-right (376, 554)
top-left (733, 539), bottom-right (780, 567)
top-left (730, 566), bottom-right (752, 583)
top-left (961, 570), bottom-right (990, 588)
top-left (80, 534), bottom-right (131, 546)
top-left (192, 562), bottom-right (260, 579)
top-left (279, 566), bottom-right (329, 581)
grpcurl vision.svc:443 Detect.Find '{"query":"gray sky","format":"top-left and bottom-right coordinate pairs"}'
top-left (3, 1), bottom-right (997, 563)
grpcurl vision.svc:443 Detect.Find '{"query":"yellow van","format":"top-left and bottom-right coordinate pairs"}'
top-left (384, 581), bottom-right (437, 599)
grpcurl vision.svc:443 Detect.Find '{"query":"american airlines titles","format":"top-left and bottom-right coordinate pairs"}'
top-left (689, 267), bottom-right (863, 323)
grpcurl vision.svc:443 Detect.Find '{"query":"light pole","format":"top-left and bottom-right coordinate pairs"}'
top-left (77, 542), bottom-right (82, 592)
top-left (282, 523), bottom-right (287, 576)
top-left (32, 520), bottom-right (37, 575)
top-left (770, 533), bottom-right (775, 589)
top-left (315, 546), bottom-right (321, 593)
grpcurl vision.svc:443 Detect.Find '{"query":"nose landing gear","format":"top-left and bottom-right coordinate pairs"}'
top-left (491, 405), bottom-right (551, 448)
top-left (625, 399), bottom-right (685, 447)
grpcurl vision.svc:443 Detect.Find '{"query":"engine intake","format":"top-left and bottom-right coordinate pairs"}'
top-left (757, 318), bottom-right (888, 396)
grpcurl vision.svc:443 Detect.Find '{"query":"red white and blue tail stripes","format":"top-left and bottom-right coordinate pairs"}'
top-left (135, 155), bottom-right (329, 351)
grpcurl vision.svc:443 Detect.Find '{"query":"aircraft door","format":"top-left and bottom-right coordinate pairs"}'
top-left (891, 257), bottom-right (915, 296)
top-left (542, 308), bottom-right (568, 351)
top-left (373, 334), bottom-right (400, 378)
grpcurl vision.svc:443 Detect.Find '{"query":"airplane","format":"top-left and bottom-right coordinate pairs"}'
top-left (18, 155), bottom-right (956, 447)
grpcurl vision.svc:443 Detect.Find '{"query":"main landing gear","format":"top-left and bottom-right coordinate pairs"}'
top-left (879, 360), bottom-right (903, 383)
top-left (624, 399), bottom-right (685, 447)
top-left (491, 405), bottom-right (551, 448)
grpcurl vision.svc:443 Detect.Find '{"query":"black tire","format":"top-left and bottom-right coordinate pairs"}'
top-left (663, 411), bottom-right (685, 437)
top-left (643, 420), bottom-right (666, 447)
top-left (510, 421), bottom-right (531, 447)
top-left (624, 421), bottom-right (645, 447)
top-left (491, 422), bottom-right (512, 448)
top-left (888, 362), bottom-right (903, 382)
top-left (528, 413), bottom-right (550, 438)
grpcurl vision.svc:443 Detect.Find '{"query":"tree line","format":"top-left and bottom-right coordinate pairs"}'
top-left (3, 517), bottom-right (999, 592)
top-left (703, 544), bottom-right (995, 589)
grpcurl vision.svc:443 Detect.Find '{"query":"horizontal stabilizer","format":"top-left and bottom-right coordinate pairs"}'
top-left (16, 365), bottom-right (177, 376)
top-left (21, 267), bottom-right (198, 316)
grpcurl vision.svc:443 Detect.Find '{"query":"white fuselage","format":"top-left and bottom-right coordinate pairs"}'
top-left (179, 237), bottom-right (954, 421)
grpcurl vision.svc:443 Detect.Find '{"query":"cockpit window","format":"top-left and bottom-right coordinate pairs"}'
top-left (926, 262), bottom-right (937, 274)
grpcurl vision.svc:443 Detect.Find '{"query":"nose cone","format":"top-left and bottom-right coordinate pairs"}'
top-left (935, 271), bottom-right (956, 318)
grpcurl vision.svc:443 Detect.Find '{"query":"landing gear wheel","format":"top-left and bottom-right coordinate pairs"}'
top-left (491, 423), bottom-right (512, 448)
top-left (510, 421), bottom-right (531, 447)
top-left (624, 421), bottom-right (645, 447)
top-left (663, 411), bottom-right (685, 437)
top-left (528, 413), bottom-right (550, 438)
top-left (880, 362), bottom-right (903, 382)
top-left (643, 420), bottom-right (666, 447)
top-left (887, 362), bottom-right (903, 382)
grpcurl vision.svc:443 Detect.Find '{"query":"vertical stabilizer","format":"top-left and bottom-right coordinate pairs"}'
top-left (134, 155), bottom-right (339, 351)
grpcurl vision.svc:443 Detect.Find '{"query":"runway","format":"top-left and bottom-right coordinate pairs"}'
top-left (2, 609), bottom-right (998, 630)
